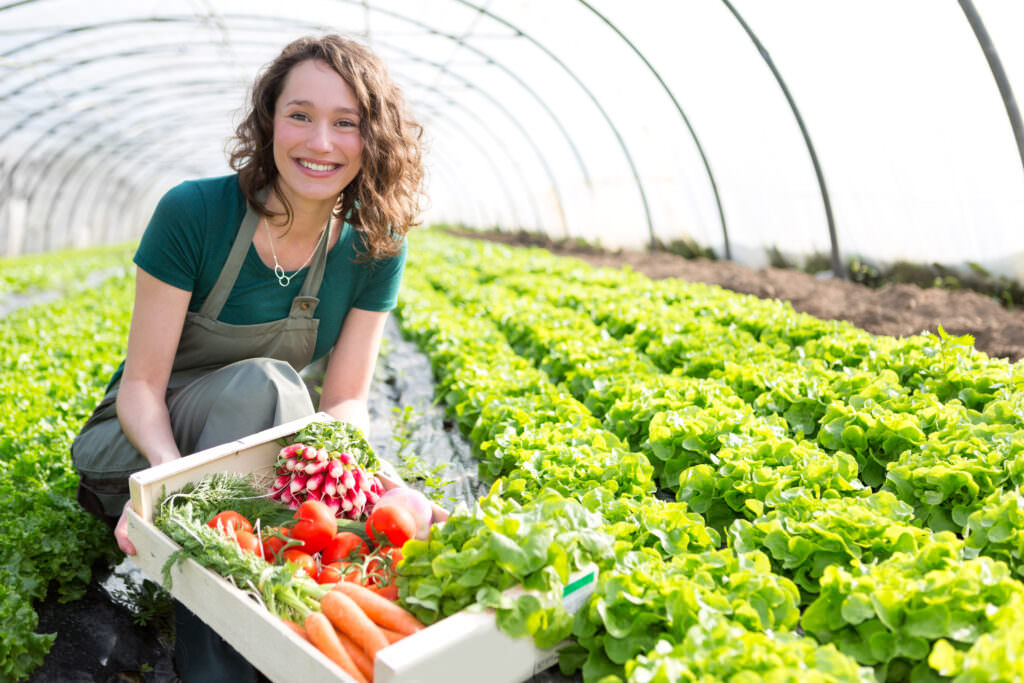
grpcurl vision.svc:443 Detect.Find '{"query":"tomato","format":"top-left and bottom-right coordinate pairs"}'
top-left (316, 562), bottom-right (345, 585)
top-left (365, 505), bottom-right (416, 548)
top-left (233, 530), bottom-right (260, 555)
top-left (282, 549), bottom-right (317, 577)
top-left (261, 527), bottom-right (290, 562)
top-left (290, 500), bottom-right (336, 555)
top-left (370, 583), bottom-right (399, 601)
top-left (207, 510), bottom-right (253, 535)
top-left (321, 531), bottom-right (370, 565)
top-left (362, 546), bottom-right (401, 587)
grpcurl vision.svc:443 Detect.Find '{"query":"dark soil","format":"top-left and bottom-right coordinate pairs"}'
top-left (451, 229), bottom-right (1024, 363)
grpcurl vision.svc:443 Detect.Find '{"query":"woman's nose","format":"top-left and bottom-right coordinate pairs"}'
top-left (308, 122), bottom-right (332, 152)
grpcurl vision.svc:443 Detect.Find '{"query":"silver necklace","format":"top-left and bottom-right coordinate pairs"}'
top-left (262, 216), bottom-right (330, 287)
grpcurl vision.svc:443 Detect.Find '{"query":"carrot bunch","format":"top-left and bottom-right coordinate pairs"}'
top-left (283, 581), bottom-right (425, 682)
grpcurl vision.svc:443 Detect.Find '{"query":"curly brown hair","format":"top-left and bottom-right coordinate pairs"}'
top-left (228, 35), bottom-right (424, 260)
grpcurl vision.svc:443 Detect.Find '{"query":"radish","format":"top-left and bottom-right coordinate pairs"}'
top-left (372, 488), bottom-right (433, 540)
top-left (271, 439), bottom-right (385, 521)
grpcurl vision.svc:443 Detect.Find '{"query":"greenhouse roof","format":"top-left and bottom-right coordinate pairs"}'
top-left (1, 0), bottom-right (1023, 280)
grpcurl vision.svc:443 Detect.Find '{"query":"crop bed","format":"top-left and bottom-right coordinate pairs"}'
top-left (4, 232), bottom-right (1024, 682)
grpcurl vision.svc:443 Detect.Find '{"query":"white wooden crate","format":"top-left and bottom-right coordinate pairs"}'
top-left (126, 412), bottom-right (596, 683)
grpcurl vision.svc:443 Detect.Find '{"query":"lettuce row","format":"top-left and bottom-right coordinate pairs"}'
top-left (802, 536), bottom-right (1022, 679)
top-left (395, 272), bottom-right (656, 501)
top-left (0, 243), bottom-right (133, 296)
top-left (444, 235), bottom-right (1024, 412)
top-left (678, 437), bottom-right (867, 535)
top-left (567, 548), bottom-right (801, 681)
top-left (399, 234), bottom-right (1024, 681)
top-left (417, 260), bottom-right (869, 529)
top-left (622, 612), bottom-right (873, 683)
top-left (728, 490), bottom-right (931, 600)
top-left (419, 235), bottom-right (1024, 536)
top-left (0, 275), bottom-right (130, 680)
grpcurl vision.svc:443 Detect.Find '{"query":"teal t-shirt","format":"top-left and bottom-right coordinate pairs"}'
top-left (132, 174), bottom-right (406, 364)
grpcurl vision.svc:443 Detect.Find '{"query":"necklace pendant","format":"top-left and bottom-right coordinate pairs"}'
top-left (274, 265), bottom-right (292, 287)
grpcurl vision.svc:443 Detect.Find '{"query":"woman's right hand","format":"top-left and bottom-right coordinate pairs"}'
top-left (115, 501), bottom-right (137, 555)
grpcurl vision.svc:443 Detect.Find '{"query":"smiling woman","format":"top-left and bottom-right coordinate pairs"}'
top-left (68, 33), bottom-right (425, 683)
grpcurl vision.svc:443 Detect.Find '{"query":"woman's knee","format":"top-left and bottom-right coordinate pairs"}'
top-left (180, 359), bottom-right (315, 451)
top-left (218, 358), bottom-right (313, 414)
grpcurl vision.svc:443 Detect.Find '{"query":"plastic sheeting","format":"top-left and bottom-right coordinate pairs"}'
top-left (1, 0), bottom-right (1023, 281)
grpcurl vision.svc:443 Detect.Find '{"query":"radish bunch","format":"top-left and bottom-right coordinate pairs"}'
top-left (270, 443), bottom-right (384, 520)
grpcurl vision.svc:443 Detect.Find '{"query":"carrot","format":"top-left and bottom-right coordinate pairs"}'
top-left (281, 618), bottom-right (310, 643)
top-left (304, 611), bottom-right (368, 683)
top-left (333, 581), bottom-right (425, 636)
top-left (380, 626), bottom-right (406, 644)
top-left (335, 628), bottom-right (375, 681)
top-left (321, 590), bottom-right (390, 660)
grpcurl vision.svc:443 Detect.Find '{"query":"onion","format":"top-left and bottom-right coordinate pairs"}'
top-left (374, 488), bottom-right (433, 540)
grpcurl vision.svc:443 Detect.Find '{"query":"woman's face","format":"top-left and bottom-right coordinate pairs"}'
top-left (273, 59), bottom-right (364, 210)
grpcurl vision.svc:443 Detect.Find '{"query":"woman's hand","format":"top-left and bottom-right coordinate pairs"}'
top-left (377, 472), bottom-right (450, 523)
top-left (115, 501), bottom-right (137, 555)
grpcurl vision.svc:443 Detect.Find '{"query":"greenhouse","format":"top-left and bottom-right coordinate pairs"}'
top-left (3, 1), bottom-right (1024, 681)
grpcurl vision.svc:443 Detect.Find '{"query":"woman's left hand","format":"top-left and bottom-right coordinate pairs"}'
top-left (377, 472), bottom-right (450, 523)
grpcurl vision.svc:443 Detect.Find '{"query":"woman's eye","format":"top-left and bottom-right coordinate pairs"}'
top-left (336, 120), bottom-right (357, 128)
top-left (289, 112), bottom-right (310, 122)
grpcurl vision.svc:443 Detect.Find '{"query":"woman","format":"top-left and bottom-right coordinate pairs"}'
top-left (71, 34), bottom-right (424, 680)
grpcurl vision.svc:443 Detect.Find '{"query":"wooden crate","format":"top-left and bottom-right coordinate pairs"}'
top-left (125, 412), bottom-right (596, 683)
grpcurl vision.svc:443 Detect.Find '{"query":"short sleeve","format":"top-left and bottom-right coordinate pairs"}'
top-left (352, 239), bottom-right (408, 311)
top-left (133, 181), bottom-right (204, 291)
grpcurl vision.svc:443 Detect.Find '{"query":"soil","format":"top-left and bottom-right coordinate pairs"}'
top-left (451, 229), bottom-right (1024, 363)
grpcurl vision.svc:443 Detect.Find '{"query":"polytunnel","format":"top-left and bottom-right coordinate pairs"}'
top-left (10, 4), bottom-right (1024, 683)
top-left (3, 0), bottom-right (1024, 280)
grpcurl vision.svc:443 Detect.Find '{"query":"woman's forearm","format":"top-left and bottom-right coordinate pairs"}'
top-left (116, 379), bottom-right (182, 467)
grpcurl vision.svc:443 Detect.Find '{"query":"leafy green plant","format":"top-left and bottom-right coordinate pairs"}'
top-left (0, 274), bottom-right (132, 680)
top-left (568, 548), bottom-right (800, 682)
top-left (623, 612), bottom-right (873, 683)
top-left (802, 535), bottom-right (1021, 681)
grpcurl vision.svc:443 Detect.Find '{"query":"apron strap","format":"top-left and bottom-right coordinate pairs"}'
top-left (198, 202), bottom-right (262, 320)
top-left (296, 214), bottom-right (333, 299)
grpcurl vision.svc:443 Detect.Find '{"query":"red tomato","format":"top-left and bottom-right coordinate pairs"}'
top-left (207, 510), bottom-right (253, 535)
top-left (321, 532), bottom-right (370, 565)
top-left (291, 500), bottom-right (336, 555)
top-left (261, 527), bottom-right (290, 562)
top-left (316, 562), bottom-right (345, 585)
top-left (362, 547), bottom-right (400, 587)
top-left (366, 505), bottom-right (416, 548)
top-left (370, 583), bottom-right (399, 601)
top-left (233, 530), bottom-right (260, 555)
top-left (282, 549), bottom-right (317, 577)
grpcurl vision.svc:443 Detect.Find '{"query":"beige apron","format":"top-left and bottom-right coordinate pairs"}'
top-left (73, 200), bottom-right (326, 519)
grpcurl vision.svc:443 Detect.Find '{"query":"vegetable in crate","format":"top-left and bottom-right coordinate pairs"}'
top-left (270, 421), bottom-right (385, 520)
